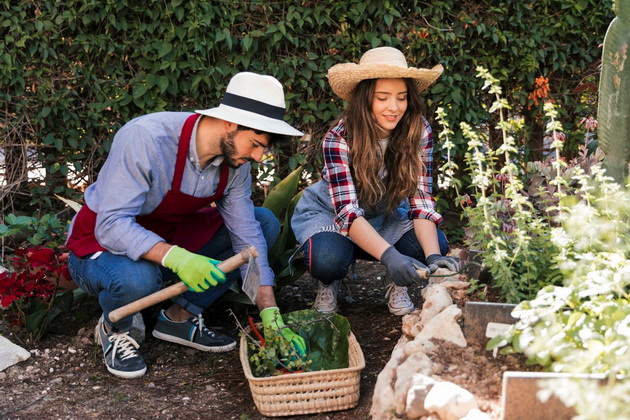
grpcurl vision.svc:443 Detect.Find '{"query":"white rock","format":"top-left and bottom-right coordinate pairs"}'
top-left (424, 382), bottom-right (479, 420)
top-left (0, 335), bottom-right (31, 372)
top-left (440, 280), bottom-right (470, 290)
top-left (370, 346), bottom-right (407, 419)
top-left (401, 311), bottom-right (422, 337)
top-left (403, 335), bottom-right (436, 358)
top-left (419, 284), bottom-right (454, 329)
top-left (405, 374), bottom-right (437, 419)
top-left (394, 352), bottom-right (434, 414)
top-left (417, 305), bottom-right (467, 347)
top-left (461, 408), bottom-right (491, 419)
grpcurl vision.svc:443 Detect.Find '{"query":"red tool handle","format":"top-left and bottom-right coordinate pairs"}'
top-left (248, 316), bottom-right (266, 347)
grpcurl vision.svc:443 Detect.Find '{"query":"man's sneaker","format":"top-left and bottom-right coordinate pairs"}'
top-left (152, 310), bottom-right (236, 352)
top-left (95, 316), bottom-right (147, 379)
top-left (313, 279), bottom-right (341, 313)
top-left (384, 277), bottom-right (415, 316)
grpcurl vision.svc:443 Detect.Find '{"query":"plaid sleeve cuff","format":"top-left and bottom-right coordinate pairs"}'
top-left (409, 208), bottom-right (443, 225)
top-left (333, 204), bottom-right (365, 236)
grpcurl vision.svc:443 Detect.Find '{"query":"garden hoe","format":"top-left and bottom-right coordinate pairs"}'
top-left (108, 246), bottom-right (260, 323)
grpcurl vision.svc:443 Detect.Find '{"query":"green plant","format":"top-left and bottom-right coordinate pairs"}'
top-left (238, 309), bottom-right (350, 378)
top-left (597, 0), bottom-right (630, 184)
top-left (487, 167), bottom-right (630, 420)
top-left (262, 166), bottom-right (307, 288)
top-left (0, 213), bottom-right (67, 253)
top-left (1, 1), bottom-right (614, 218)
top-left (446, 68), bottom-right (565, 303)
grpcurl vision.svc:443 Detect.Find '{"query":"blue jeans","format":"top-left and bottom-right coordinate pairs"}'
top-left (68, 207), bottom-right (279, 331)
top-left (303, 228), bottom-right (449, 285)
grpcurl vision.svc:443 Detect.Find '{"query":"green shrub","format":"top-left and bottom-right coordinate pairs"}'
top-left (1, 0), bottom-right (613, 219)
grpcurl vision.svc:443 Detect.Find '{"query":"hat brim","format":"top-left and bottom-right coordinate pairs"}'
top-left (327, 63), bottom-right (444, 101)
top-left (196, 105), bottom-right (304, 137)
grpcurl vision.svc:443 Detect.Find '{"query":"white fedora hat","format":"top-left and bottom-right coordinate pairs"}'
top-left (327, 47), bottom-right (444, 101)
top-left (196, 72), bottom-right (303, 136)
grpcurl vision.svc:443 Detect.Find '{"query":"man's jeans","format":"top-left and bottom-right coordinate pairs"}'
top-left (303, 228), bottom-right (450, 285)
top-left (68, 207), bottom-right (279, 331)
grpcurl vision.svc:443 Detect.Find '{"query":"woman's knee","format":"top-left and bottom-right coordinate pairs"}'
top-left (303, 233), bottom-right (353, 283)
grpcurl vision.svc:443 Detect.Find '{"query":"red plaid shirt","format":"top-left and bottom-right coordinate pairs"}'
top-left (321, 119), bottom-right (442, 236)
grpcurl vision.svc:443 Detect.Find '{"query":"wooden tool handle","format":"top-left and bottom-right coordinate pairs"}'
top-left (108, 246), bottom-right (257, 323)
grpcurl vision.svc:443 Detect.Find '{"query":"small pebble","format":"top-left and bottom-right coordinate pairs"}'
top-left (51, 378), bottom-right (63, 384)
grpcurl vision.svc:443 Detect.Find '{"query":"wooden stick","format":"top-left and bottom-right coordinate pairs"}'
top-left (108, 246), bottom-right (257, 323)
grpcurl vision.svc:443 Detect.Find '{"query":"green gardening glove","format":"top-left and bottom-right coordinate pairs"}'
top-left (162, 246), bottom-right (226, 292)
top-left (260, 307), bottom-right (307, 359)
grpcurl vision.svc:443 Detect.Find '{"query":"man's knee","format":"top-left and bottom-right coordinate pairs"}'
top-left (111, 260), bottom-right (162, 302)
top-left (437, 229), bottom-right (450, 256)
top-left (254, 206), bottom-right (280, 247)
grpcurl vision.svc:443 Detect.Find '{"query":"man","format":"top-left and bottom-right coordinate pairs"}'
top-left (66, 72), bottom-right (306, 378)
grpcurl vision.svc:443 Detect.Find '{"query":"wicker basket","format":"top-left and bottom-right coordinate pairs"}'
top-left (240, 330), bottom-right (365, 417)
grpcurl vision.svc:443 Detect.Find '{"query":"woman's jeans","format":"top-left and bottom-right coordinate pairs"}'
top-left (68, 207), bottom-right (279, 331)
top-left (303, 228), bottom-right (449, 285)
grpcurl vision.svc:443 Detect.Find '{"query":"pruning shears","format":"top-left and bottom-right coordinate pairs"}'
top-left (248, 316), bottom-right (266, 347)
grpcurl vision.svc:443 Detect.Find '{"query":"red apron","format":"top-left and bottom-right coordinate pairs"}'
top-left (67, 114), bottom-right (229, 257)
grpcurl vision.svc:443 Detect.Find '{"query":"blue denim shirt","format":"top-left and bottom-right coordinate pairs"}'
top-left (69, 111), bottom-right (275, 286)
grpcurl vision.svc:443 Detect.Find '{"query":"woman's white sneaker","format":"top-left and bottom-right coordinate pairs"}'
top-left (313, 280), bottom-right (341, 313)
top-left (384, 282), bottom-right (415, 316)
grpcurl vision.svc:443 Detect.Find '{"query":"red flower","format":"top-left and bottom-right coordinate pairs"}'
top-left (28, 247), bottom-right (56, 267)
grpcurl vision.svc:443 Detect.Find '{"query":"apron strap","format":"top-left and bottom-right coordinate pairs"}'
top-left (172, 114), bottom-right (200, 192)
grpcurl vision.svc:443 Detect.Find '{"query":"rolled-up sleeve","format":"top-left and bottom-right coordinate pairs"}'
top-left (409, 120), bottom-right (443, 225)
top-left (322, 126), bottom-right (365, 236)
top-left (91, 124), bottom-right (168, 260)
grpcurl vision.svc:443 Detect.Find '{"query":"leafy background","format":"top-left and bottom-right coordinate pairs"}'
top-left (1, 0), bottom-right (613, 219)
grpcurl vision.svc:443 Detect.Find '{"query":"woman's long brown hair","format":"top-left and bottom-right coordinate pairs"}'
top-left (339, 78), bottom-right (427, 214)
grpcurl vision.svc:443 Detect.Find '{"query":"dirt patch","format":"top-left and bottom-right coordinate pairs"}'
top-left (0, 260), bottom-right (528, 419)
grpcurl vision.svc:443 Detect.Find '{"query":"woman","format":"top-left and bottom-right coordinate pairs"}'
top-left (291, 47), bottom-right (458, 316)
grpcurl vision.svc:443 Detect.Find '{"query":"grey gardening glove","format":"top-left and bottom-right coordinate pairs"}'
top-left (426, 254), bottom-right (460, 273)
top-left (380, 246), bottom-right (430, 287)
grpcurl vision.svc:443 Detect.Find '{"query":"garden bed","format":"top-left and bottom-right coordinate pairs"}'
top-left (0, 259), bottom-right (531, 419)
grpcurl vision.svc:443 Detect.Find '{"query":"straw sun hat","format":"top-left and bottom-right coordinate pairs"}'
top-left (327, 47), bottom-right (444, 101)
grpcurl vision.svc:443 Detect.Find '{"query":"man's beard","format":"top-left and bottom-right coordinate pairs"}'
top-left (219, 131), bottom-right (248, 168)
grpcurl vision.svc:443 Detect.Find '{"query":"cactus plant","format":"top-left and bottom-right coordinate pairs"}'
top-left (598, 0), bottom-right (630, 184)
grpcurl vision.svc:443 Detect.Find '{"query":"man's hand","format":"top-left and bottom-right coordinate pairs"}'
top-left (162, 246), bottom-right (226, 292)
top-left (380, 245), bottom-right (429, 287)
top-left (426, 254), bottom-right (460, 273)
top-left (260, 307), bottom-right (307, 358)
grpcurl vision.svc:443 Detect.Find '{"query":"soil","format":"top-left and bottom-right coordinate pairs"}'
top-left (0, 260), bottom-right (529, 420)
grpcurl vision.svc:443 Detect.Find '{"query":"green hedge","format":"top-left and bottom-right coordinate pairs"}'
top-left (0, 0), bottom-right (614, 217)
